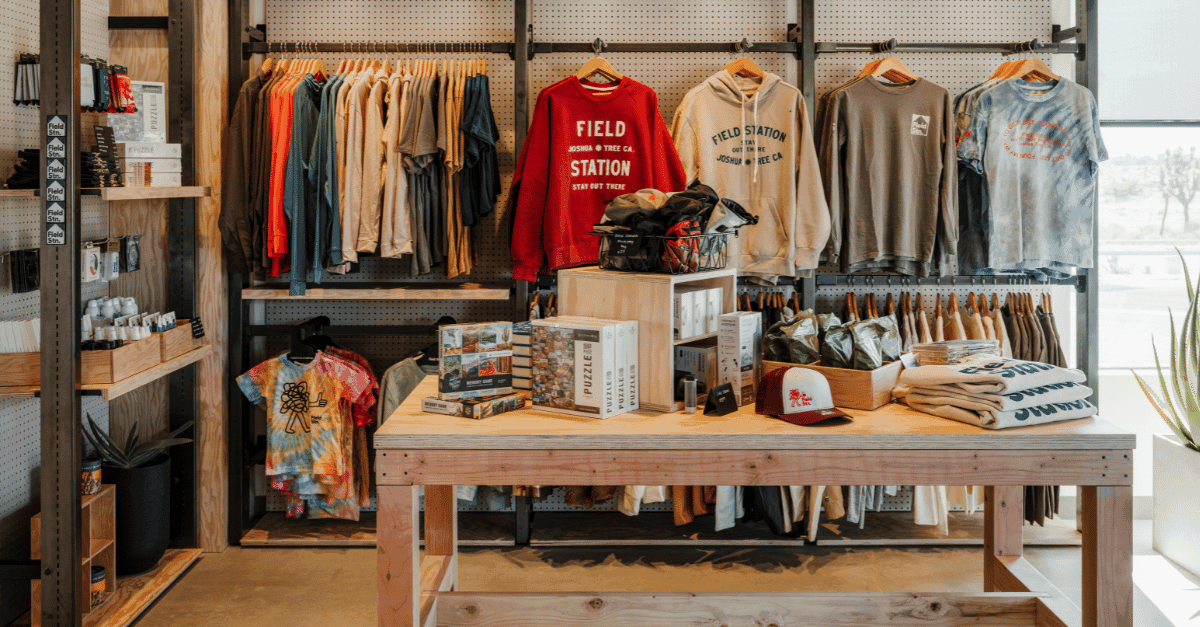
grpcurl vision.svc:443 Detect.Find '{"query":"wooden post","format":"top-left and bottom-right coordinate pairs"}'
top-left (983, 486), bottom-right (1023, 592)
top-left (1081, 486), bottom-right (1133, 627)
top-left (423, 486), bottom-right (458, 589)
top-left (378, 485), bottom-right (420, 627)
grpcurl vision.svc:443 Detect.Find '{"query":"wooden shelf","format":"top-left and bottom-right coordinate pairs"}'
top-left (82, 548), bottom-right (201, 627)
top-left (242, 282), bottom-right (511, 300)
top-left (673, 330), bottom-right (719, 345)
top-left (241, 512), bottom-right (517, 547)
top-left (85, 343), bottom-right (210, 400)
top-left (98, 186), bottom-right (210, 201)
top-left (0, 343), bottom-right (210, 401)
top-left (0, 187), bottom-right (210, 200)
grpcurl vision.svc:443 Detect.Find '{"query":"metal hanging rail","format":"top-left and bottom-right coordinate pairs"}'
top-left (242, 40), bottom-right (515, 59)
top-left (815, 37), bottom-right (1082, 58)
top-left (532, 38), bottom-right (798, 55)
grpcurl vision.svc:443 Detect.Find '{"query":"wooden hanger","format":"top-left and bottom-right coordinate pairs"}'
top-left (847, 293), bottom-right (858, 321)
top-left (979, 293), bottom-right (990, 317)
top-left (949, 293), bottom-right (959, 316)
top-left (935, 294), bottom-right (944, 320)
top-left (724, 57), bottom-right (764, 79)
top-left (992, 293), bottom-right (1000, 313)
top-left (576, 55), bottom-right (622, 84)
top-left (262, 56), bottom-right (276, 75)
top-left (989, 60), bottom-right (1016, 80)
top-left (1008, 58), bottom-right (1058, 82)
top-left (857, 57), bottom-right (918, 84)
top-left (916, 293), bottom-right (924, 315)
top-left (1043, 293), bottom-right (1052, 314)
top-left (886, 293), bottom-right (896, 316)
top-left (967, 293), bottom-right (977, 315)
top-left (791, 291), bottom-right (801, 314)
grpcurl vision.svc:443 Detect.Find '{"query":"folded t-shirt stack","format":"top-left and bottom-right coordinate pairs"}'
top-left (893, 357), bottom-right (1095, 429)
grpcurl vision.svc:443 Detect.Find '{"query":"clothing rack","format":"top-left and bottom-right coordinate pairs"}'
top-left (814, 38), bottom-right (1082, 58)
top-left (241, 41), bottom-right (515, 59)
top-left (227, 0), bottom-right (1099, 549)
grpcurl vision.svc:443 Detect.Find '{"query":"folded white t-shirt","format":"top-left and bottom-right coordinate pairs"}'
top-left (894, 380), bottom-right (1092, 412)
top-left (905, 397), bottom-right (1097, 429)
top-left (898, 357), bottom-right (1087, 395)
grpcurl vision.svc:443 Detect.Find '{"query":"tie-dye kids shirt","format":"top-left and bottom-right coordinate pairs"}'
top-left (237, 352), bottom-right (369, 478)
top-left (958, 78), bottom-right (1107, 272)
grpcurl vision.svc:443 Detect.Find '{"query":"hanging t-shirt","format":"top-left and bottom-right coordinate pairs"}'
top-left (509, 76), bottom-right (686, 281)
top-left (237, 352), bottom-right (368, 478)
top-left (959, 78), bottom-right (1107, 271)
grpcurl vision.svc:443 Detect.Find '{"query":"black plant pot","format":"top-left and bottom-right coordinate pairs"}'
top-left (106, 455), bottom-right (171, 576)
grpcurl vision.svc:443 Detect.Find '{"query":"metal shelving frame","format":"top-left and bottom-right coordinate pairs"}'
top-left (226, 0), bottom-right (1098, 548)
top-left (36, 0), bottom-right (202, 622)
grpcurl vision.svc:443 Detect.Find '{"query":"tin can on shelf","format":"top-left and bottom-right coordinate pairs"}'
top-left (81, 458), bottom-right (101, 496)
top-left (90, 566), bottom-right (107, 608)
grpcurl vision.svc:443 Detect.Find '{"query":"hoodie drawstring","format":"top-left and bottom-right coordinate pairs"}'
top-left (752, 92), bottom-right (759, 184)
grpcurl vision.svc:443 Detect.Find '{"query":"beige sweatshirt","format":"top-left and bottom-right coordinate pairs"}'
top-left (357, 68), bottom-right (389, 253)
top-left (341, 74), bottom-right (373, 263)
top-left (672, 71), bottom-right (829, 284)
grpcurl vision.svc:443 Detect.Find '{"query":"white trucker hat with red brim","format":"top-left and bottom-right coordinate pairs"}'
top-left (755, 366), bottom-right (852, 425)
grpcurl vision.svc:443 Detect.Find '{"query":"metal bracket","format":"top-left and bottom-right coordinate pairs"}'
top-left (591, 37), bottom-right (605, 55)
top-left (526, 25), bottom-right (535, 60)
top-left (107, 16), bottom-right (169, 29)
top-left (247, 25), bottom-right (265, 42)
top-left (873, 38), bottom-right (898, 53)
top-left (787, 22), bottom-right (801, 59)
top-left (734, 38), bottom-right (753, 54)
top-left (1052, 24), bottom-right (1079, 43)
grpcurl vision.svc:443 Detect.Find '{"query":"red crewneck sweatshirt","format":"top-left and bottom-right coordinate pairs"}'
top-left (508, 76), bottom-right (686, 281)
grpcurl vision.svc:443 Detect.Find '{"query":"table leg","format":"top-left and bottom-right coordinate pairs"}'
top-left (984, 486), bottom-right (1024, 592)
top-left (377, 485), bottom-right (420, 627)
top-left (1081, 486), bottom-right (1133, 627)
top-left (424, 485), bottom-right (458, 590)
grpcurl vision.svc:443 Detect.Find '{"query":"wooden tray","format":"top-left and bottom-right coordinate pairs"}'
top-left (81, 337), bottom-right (162, 384)
top-left (0, 351), bottom-right (41, 387)
top-left (158, 320), bottom-right (199, 362)
top-left (763, 360), bottom-right (904, 411)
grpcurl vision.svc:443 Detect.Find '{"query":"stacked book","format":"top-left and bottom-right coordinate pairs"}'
top-left (912, 340), bottom-right (1000, 366)
top-left (117, 142), bottom-right (181, 187)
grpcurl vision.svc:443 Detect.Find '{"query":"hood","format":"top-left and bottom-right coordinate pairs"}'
top-left (703, 70), bottom-right (784, 183)
top-left (703, 69), bottom-right (783, 107)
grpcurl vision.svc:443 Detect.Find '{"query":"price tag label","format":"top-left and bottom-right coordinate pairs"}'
top-left (703, 383), bottom-right (739, 416)
top-left (609, 232), bottom-right (643, 257)
top-left (46, 115), bottom-right (66, 137)
top-left (93, 125), bottom-right (117, 156)
top-left (46, 202), bottom-right (65, 223)
top-left (45, 224), bottom-right (65, 245)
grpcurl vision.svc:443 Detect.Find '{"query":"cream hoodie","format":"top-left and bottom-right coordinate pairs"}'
top-left (672, 71), bottom-right (829, 284)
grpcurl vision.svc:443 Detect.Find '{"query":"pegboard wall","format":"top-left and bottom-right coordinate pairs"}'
top-left (814, 0), bottom-right (1057, 98)
top-left (254, 0), bottom-right (1069, 518)
top-left (0, 0), bottom-right (112, 622)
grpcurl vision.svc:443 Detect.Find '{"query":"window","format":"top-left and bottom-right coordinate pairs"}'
top-left (1097, 0), bottom-right (1200, 371)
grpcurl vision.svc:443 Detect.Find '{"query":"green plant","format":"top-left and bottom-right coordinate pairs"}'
top-left (1135, 249), bottom-right (1200, 451)
top-left (81, 414), bottom-right (194, 469)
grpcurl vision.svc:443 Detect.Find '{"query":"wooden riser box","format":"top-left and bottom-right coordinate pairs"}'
top-left (763, 360), bottom-right (904, 411)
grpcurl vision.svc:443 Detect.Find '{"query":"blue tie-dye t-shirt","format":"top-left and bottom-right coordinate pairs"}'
top-left (958, 78), bottom-right (1107, 271)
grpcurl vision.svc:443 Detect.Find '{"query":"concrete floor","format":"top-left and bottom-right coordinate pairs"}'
top-left (134, 521), bottom-right (1190, 626)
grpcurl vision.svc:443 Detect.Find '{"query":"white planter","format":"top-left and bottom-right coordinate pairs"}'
top-left (1153, 433), bottom-right (1200, 576)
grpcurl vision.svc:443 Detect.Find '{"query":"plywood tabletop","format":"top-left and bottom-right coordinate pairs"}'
top-left (375, 378), bottom-right (1134, 451)
top-left (558, 265), bottom-right (737, 285)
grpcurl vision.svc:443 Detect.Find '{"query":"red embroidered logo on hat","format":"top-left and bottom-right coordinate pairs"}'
top-left (789, 389), bottom-right (813, 407)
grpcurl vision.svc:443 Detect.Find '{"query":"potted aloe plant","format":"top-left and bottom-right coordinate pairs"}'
top-left (83, 414), bottom-right (193, 575)
top-left (1134, 249), bottom-right (1200, 576)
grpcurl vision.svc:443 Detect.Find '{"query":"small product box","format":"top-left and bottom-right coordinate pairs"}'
top-left (531, 316), bottom-right (637, 419)
top-left (122, 171), bottom-right (182, 187)
top-left (115, 142), bottom-right (181, 159)
top-left (512, 321), bottom-right (532, 391)
top-left (705, 288), bottom-right (723, 334)
top-left (675, 341), bottom-right (718, 404)
top-left (719, 311), bottom-right (763, 406)
top-left (422, 392), bottom-right (527, 419)
top-left (438, 321), bottom-right (514, 401)
top-left (673, 289), bottom-right (695, 340)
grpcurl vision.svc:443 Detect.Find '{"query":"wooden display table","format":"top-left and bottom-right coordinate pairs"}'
top-left (375, 377), bottom-right (1134, 627)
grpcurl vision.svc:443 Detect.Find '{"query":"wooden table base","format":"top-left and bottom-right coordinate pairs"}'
top-left (376, 451), bottom-right (1133, 627)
